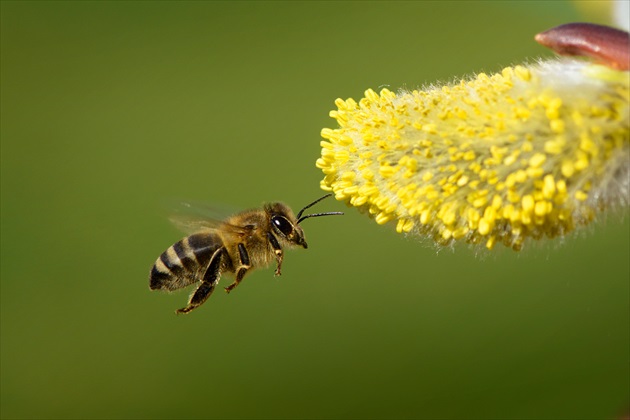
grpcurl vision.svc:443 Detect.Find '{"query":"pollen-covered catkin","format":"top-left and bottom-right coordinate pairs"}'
top-left (317, 59), bottom-right (629, 250)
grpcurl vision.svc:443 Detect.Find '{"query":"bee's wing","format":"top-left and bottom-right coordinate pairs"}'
top-left (168, 200), bottom-right (251, 235)
top-left (168, 214), bottom-right (219, 234)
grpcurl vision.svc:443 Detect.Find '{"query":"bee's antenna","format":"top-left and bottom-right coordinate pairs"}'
top-left (296, 193), bottom-right (343, 224)
top-left (297, 211), bottom-right (344, 224)
top-left (296, 193), bottom-right (333, 220)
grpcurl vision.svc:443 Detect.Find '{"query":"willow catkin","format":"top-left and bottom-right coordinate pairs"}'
top-left (317, 59), bottom-right (629, 250)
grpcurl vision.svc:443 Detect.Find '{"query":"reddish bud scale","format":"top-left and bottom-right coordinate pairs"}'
top-left (535, 22), bottom-right (630, 71)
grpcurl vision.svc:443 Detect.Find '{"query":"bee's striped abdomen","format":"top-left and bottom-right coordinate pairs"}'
top-left (149, 232), bottom-right (221, 291)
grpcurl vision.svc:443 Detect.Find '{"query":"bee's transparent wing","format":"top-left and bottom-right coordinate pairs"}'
top-left (167, 199), bottom-right (250, 235)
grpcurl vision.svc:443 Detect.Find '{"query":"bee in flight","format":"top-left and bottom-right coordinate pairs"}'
top-left (149, 194), bottom-right (343, 314)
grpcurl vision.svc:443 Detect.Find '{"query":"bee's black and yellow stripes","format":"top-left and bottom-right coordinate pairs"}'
top-left (149, 232), bottom-right (221, 291)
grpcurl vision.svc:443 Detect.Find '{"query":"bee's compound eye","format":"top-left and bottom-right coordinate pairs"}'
top-left (272, 216), bottom-right (293, 236)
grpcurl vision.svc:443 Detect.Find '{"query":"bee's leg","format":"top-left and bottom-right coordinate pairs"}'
top-left (224, 244), bottom-right (251, 293)
top-left (267, 232), bottom-right (284, 276)
top-left (176, 247), bottom-right (224, 314)
top-left (224, 267), bottom-right (248, 294)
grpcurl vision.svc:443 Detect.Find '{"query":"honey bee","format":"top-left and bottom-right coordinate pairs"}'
top-left (149, 194), bottom-right (343, 314)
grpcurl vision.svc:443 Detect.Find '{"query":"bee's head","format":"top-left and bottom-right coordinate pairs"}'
top-left (266, 194), bottom-right (343, 249)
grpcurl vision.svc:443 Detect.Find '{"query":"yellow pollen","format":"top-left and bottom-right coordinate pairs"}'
top-left (318, 59), bottom-right (630, 251)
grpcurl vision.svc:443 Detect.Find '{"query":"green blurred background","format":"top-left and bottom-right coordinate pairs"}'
top-left (2, 1), bottom-right (628, 419)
